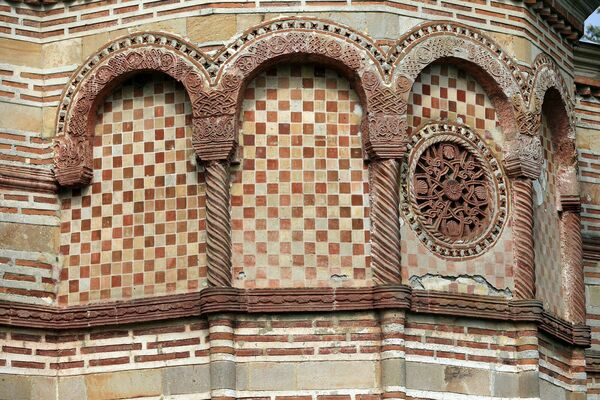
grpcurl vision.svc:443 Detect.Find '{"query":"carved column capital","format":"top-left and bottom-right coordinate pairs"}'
top-left (363, 113), bottom-right (409, 159)
top-left (53, 136), bottom-right (93, 188)
top-left (504, 135), bottom-right (543, 180)
top-left (192, 115), bottom-right (238, 161)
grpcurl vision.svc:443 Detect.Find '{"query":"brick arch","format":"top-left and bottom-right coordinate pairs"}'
top-left (192, 17), bottom-right (408, 161)
top-left (54, 32), bottom-right (210, 188)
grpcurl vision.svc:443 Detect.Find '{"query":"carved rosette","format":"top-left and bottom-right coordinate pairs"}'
top-left (400, 123), bottom-right (507, 258)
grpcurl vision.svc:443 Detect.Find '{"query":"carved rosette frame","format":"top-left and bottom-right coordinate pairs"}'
top-left (400, 123), bottom-right (508, 259)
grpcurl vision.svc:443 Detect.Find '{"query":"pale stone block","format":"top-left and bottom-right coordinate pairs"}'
top-left (0, 374), bottom-right (31, 400)
top-left (489, 32), bottom-right (533, 64)
top-left (30, 376), bottom-right (56, 400)
top-left (0, 223), bottom-right (59, 253)
top-left (588, 286), bottom-right (600, 307)
top-left (519, 370), bottom-right (540, 398)
top-left (85, 369), bottom-right (162, 400)
top-left (162, 364), bottom-right (210, 395)
top-left (210, 360), bottom-right (236, 390)
top-left (296, 360), bottom-right (378, 389)
top-left (246, 362), bottom-right (296, 390)
top-left (131, 18), bottom-right (187, 37)
top-left (406, 361), bottom-right (444, 391)
top-left (0, 102), bottom-right (42, 132)
top-left (236, 14), bottom-right (266, 35)
top-left (580, 182), bottom-right (600, 205)
top-left (236, 362), bottom-right (249, 391)
top-left (540, 378), bottom-right (567, 400)
top-left (187, 15), bottom-right (237, 44)
top-left (42, 106), bottom-right (58, 138)
top-left (57, 376), bottom-right (86, 400)
top-left (365, 12), bottom-right (400, 40)
top-left (492, 371), bottom-right (519, 397)
top-left (42, 38), bottom-right (82, 69)
top-left (82, 32), bottom-right (110, 61)
top-left (444, 365), bottom-right (490, 396)
top-left (0, 38), bottom-right (41, 68)
top-left (577, 127), bottom-right (600, 151)
top-left (382, 358), bottom-right (405, 388)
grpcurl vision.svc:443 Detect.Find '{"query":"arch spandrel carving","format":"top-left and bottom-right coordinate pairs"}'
top-left (54, 32), bottom-right (210, 188)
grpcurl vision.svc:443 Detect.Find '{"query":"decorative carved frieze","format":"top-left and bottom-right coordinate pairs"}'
top-left (504, 135), bottom-right (543, 180)
top-left (0, 287), bottom-right (590, 347)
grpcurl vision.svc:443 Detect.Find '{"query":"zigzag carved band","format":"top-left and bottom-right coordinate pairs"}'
top-left (0, 286), bottom-right (589, 346)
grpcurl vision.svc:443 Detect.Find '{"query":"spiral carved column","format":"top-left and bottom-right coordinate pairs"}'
top-left (512, 178), bottom-right (536, 299)
top-left (205, 160), bottom-right (232, 287)
top-left (370, 159), bottom-right (402, 285)
top-left (561, 210), bottom-right (585, 324)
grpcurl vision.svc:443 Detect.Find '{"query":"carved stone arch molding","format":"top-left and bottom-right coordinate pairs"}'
top-left (198, 17), bottom-right (408, 161)
top-left (391, 21), bottom-right (526, 103)
top-left (54, 32), bottom-right (210, 188)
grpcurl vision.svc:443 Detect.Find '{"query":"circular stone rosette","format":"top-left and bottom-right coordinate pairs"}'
top-left (400, 123), bottom-right (508, 259)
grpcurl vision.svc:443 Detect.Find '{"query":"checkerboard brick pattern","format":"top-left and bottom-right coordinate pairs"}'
top-left (408, 64), bottom-right (504, 156)
top-left (402, 64), bottom-right (514, 294)
top-left (533, 117), bottom-right (563, 316)
top-left (58, 73), bottom-right (207, 306)
top-left (231, 64), bottom-right (371, 289)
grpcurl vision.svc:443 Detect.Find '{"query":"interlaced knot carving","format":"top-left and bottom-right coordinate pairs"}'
top-left (413, 141), bottom-right (491, 242)
top-left (401, 124), bottom-right (507, 259)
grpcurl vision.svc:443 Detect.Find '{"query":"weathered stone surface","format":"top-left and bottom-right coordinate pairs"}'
top-left (0, 374), bottom-right (31, 400)
top-left (162, 364), bottom-right (210, 395)
top-left (85, 369), bottom-right (162, 400)
top-left (296, 361), bottom-right (378, 389)
top-left (0, 103), bottom-right (42, 132)
top-left (42, 106), bottom-right (57, 138)
top-left (519, 370), bottom-right (540, 398)
top-left (244, 362), bottom-right (295, 390)
top-left (0, 38), bottom-right (40, 68)
top-left (132, 18), bottom-right (187, 37)
top-left (381, 358), bottom-right (405, 388)
top-left (42, 38), bottom-right (82, 68)
top-left (540, 379), bottom-right (567, 400)
top-left (406, 361), bottom-right (444, 391)
top-left (57, 376), bottom-right (86, 400)
top-left (0, 223), bottom-right (58, 253)
top-left (588, 285), bottom-right (600, 307)
top-left (490, 32), bottom-right (533, 64)
top-left (444, 365), bottom-right (491, 395)
top-left (492, 371), bottom-right (519, 397)
top-left (30, 376), bottom-right (56, 400)
top-left (187, 15), bottom-right (237, 43)
top-left (210, 361), bottom-right (235, 390)
top-left (81, 32), bottom-right (110, 61)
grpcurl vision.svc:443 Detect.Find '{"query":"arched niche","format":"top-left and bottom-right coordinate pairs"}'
top-left (57, 72), bottom-right (207, 305)
top-left (230, 63), bottom-right (370, 288)
top-left (54, 32), bottom-right (209, 188)
top-left (400, 60), bottom-right (513, 295)
top-left (193, 17), bottom-right (407, 162)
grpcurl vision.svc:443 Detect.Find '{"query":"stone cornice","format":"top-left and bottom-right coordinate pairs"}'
top-left (0, 164), bottom-right (57, 193)
top-left (0, 287), bottom-right (590, 347)
top-left (575, 42), bottom-right (600, 98)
